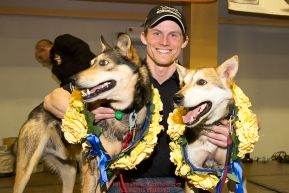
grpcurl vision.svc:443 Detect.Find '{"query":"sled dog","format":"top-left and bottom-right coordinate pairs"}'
top-left (174, 56), bottom-right (246, 193)
top-left (12, 33), bottom-right (152, 193)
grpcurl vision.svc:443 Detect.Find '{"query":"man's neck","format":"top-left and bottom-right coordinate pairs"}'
top-left (146, 58), bottom-right (177, 84)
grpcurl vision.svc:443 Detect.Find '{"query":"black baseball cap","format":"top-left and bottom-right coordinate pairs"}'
top-left (144, 5), bottom-right (187, 34)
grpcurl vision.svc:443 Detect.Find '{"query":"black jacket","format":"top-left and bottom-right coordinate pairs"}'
top-left (50, 34), bottom-right (96, 86)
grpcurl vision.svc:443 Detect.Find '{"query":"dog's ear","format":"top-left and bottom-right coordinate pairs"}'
top-left (100, 35), bottom-right (111, 52)
top-left (176, 64), bottom-right (189, 87)
top-left (117, 33), bottom-right (141, 65)
top-left (216, 55), bottom-right (239, 85)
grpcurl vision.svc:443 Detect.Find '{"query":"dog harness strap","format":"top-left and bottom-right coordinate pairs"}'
top-left (118, 111), bottom-right (137, 193)
top-left (122, 132), bottom-right (133, 151)
top-left (216, 135), bottom-right (233, 193)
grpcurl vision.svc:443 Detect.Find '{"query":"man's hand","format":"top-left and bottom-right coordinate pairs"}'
top-left (204, 119), bottom-right (230, 148)
top-left (89, 100), bottom-right (115, 123)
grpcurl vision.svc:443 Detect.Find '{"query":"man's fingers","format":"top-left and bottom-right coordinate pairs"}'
top-left (91, 107), bottom-right (115, 123)
top-left (207, 137), bottom-right (227, 148)
top-left (93, 107), bottom-right (115, 114)
top-left (204, 126), bottom-right (228, 148)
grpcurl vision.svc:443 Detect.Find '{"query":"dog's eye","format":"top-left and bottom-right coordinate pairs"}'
top-left (197, 79), bottom-right (207, 85)
top-left (99, 60), bottom-right (109, 66)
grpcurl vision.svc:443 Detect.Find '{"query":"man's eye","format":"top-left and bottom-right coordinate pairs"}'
top-left (197, 79), bottom-right (207, 85)
top-left (99, 60), bottom-right (109, 66)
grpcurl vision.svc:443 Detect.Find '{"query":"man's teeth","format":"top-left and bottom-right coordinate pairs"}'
top-left (158, 49), bottom-right (170, 53)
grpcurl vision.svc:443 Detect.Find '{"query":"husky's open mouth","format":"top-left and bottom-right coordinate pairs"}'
top-left (182, 101), bottom-right (212, 126)
top-left (81, 80), bottom-right (116, 100)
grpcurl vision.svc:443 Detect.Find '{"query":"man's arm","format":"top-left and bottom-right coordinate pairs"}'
top-left (43, 87), bottom-right (115, 121)
top-left (43, 87), bottom-right (71, 118)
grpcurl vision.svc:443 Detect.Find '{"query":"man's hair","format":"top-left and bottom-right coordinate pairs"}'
top-left (35, 39), bottom-right (53, 51)
top-left (143, 23), bottom-right (187, 42)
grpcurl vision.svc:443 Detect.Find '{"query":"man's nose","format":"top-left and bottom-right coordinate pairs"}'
top-left (159, 36), bottom-right (170, 46)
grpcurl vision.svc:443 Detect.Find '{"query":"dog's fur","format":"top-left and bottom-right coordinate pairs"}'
top-left (12, 33), bottom-right (152, 193)
top-left (173, 56), bottom-right (244, 193)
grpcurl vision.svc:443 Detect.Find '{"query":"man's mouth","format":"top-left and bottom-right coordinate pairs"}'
top-left (157, 49), bottom-right (171, 53)
top-left (182, 101), bottom-right (212, 126)
top-left (80, 80), bottom-right (116, 100)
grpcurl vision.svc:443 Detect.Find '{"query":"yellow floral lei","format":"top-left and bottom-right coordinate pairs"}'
top-left (108, 88), bottom-right (164, 170)
top-left (61, 90), bottom-right (88, 144)
top-left (167, 82), bottom-right (259, 190)
top-left (61, 87), bottom-right (163, 171)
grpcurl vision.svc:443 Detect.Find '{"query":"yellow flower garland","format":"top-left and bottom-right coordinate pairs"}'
top-left (61, 90), bottom-right (88, 144)
top-left (61, 87), bottom-right (163, 171)
top-left (109, 88), bottom-right (164, 170)
top-left (167, 82), bottom-right (259, 190)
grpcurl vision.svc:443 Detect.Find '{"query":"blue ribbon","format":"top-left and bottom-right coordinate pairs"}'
top-left (215, 161), bottom-right (243, 193)
top-left (84, 134), bottom-right (111, 187)
top-left (233, 161), bottom-right (244, 193)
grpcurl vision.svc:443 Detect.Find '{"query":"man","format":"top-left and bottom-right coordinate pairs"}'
top-left (35, 34), bottom-right (96, 86)
top-left (43, 5), bottom-right (229, 193)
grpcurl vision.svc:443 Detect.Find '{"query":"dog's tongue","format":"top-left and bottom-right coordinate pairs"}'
top-left (89, 85), bottom-right (101, 94)
top-left (182, 107), bottom-right (201, 123)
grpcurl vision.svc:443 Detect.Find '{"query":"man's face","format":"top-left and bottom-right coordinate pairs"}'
top-left (141, 20), bottom-right (188, 67)
top-left (35, 48), bottom-right (51, 64)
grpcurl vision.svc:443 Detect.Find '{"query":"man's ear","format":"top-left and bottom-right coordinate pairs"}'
top-left (140, 32), bottom-right (147, 45)
top-left (181, 36), bottom-right (189, 49)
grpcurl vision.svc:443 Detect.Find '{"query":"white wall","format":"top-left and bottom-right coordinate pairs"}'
top-left (0, 0), bottom-right (288, 159)
top-left (218, 1), bottom-right (289, 158)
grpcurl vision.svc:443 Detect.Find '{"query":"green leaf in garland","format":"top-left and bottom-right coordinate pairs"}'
top-left (88, 125), bottom-right (102, 136)
top-left (150, 103), bottom-right (155, 112)
top-left (81, 109), bottom-right (95, 127)
top-left (231, 132), bottom-right (241, 161)
top-left (178, 135), bottom-right (187, 146)
top-left (227, 172), bottom-right (240, 183)
top-left (80, 109), bottom-right (102, 136)
top-left (195, 171), bottom-right (209, 175)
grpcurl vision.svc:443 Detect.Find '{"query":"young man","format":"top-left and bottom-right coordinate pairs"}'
top-left (35, 34), bottom-right (96, 86)
top-left (43, 5), bottom-right (229, 193)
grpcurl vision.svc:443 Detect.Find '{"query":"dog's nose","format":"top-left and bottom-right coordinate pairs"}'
top-left (173, 94), bottom-right (184, 104)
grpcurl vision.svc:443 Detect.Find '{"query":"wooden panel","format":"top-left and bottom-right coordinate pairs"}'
top-left (77, 0), bottom-right (216, 4)
top-left (0, 6), bottom-right (146, 20)
top-left (182, 2), bottom-right (218, 69)
top-left (1, 6), bottom-right (288, 27)
top-left (219, 17), bottom-right (289, 27)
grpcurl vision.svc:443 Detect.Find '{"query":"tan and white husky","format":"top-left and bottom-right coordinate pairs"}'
top-left (174, 56), bottom-right (246, 193)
